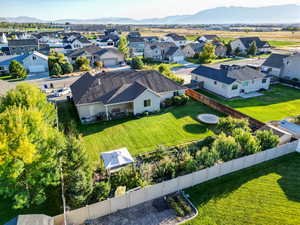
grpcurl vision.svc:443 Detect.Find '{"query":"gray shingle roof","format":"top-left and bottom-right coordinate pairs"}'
top-left (201, 35), bottom-right (219, 40)
top-left (66, 45), bottom-right (102, 57)
top-left (71, 70), bottom-right (184, 105)
top-left (192, 65), bottom-right (266, 84)
top-left (238, 37), bottom-right (269, 49)
top-left (166, 33), bottom-right (186, 41)
top-left (165, 46), bottom-right (180, 57)
top-left (262, 53), bottom-right (288, 69)
top-left (8, 39), bottom-right (38, 46)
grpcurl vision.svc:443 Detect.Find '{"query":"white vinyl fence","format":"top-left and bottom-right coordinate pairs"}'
top-left (54, 140), bottom-right (300, 225)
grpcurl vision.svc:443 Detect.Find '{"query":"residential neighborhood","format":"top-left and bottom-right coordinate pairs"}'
top-left (1, 1), bottom-right (300, 225)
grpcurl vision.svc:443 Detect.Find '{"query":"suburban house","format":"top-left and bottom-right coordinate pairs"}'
top-left (66, 46), bottom-right (124, 67)
top-left (198, 35), bottom-right (219, 43)
top-left (0, 33), bottom-right (8, 44)
top-left (127, 36), bottom-right (145, 57)
top-left (32, 32), bottom-right (62, 47)
top-left (96, 35), bottom-right (119, 47)
top-left (144, 36), bottom-right (159, 43)
top-left (230, 37), bottom-right (271, 54)
top-left (181, 42), bottom-right (204, 58)
top-left (69, 37), bottom-right (91, 49)
top-left (213, 41), bottom-right (227, 58)
top-left (280, 52), bottom-right (300, 80)
top-left (127, 31), bottom-right (141, 39)
top-left (7, 32), bottom-right (31, 40)
top-left (191, 65), bottom-right (270, 98)
top-left (261, 53), bottom-right (289, 76)
top-left (0, 51), bottom-right (48, 73)
top-left (144, 42), bottom-right (185, 63)
top-left (8, 39), bottom-right (40, 55)
top-left (70, 70), bottom-right (186, 123)
top-left (163, 33), bottom-right (187, 47)
top-left (104, 29), bottom-right (120, 36)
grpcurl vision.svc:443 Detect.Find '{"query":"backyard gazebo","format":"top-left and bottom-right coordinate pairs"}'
top-left (101, 147), bottom-right (134, 172)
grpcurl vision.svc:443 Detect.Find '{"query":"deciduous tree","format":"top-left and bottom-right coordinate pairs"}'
top-left (9, 60), bottom-right (27, 79)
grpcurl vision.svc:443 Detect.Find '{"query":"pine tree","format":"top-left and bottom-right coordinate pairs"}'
top-left (50, 63), bottom-right (63, 76)
top-left (131, 57), bottom-right (144, 69)
top-left (247, 41), bottom-right (258, 56)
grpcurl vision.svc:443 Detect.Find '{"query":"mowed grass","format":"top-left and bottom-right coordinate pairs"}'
top-left (58, 100), bottom-right (223, 161)
top-left (268, 40), bottom-right (300, 47)
top-left (184, 153), bottom-right (300, 225)
top-left (197, 84), bottom-right (300, 122)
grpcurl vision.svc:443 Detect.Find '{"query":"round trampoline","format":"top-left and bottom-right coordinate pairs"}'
top-left (197, 114), bottom-right (220, 125)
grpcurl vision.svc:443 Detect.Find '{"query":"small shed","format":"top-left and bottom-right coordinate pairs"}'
top-left (4, 214), bottom-right (53, 225)
top-left (101, 147), bottom-right (134, 172)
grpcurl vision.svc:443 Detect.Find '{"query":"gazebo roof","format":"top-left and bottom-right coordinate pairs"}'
top-left (101, 147), bottom-right (134, 170)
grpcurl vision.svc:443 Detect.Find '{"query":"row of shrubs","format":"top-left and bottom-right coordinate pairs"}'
top-left (163, 95), bottom-right (189, 107)
top-left (88, 117), bottom-right (279, 203)
top-left (167, 194), bottom-right (193, 217)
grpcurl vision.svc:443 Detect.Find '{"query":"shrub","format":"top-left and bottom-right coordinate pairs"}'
top-left (177, 196), bottom-right (192, 214)
top-left (50, 63), bottom-right (63, 76)
top-left (94, 61), bottom-right (103, 68)
top-left (177, 151), bottom-right (198, 175)
top-left (196, 146), bottom-right (220, 167)
top-left (164, 98), bottom-right (173, 107)
top-left (79, 64), bottom-right (91, 71)
top-left (75, 56), bottom-right (90, 69)
top-left (9, 60), bottom-right (27, 79)
top-left (255, 130), bottom-right (279, 151)
top-left (114, 186), bottom-right (126, 197)
top-left (292, 78), bottom-right (299, 82)
top-left (212, 133), bottom-right (241, 162)
top-left (233, 128), bottom-right (260, 155)
top-left (131, 57), bottom-right (144, 69)
top-left (169, 198), bottom-right (185, 217)
top-left (173, 96), bottom-right (182, 106)
top-left (110, 166), bottom-right (146, 191)
top-left (61, 63), bottom-right (73, 74)
top-left (88, 181), bottom-right (111, 203)
top-left (153, 156), bottom-right (177, 182)
top-left (217, 117), bottom-right (250, 135)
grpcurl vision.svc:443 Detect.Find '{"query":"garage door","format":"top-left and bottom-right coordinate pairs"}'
top-left (103, 58), bottom-right (117, 67)
top-left (28, 65), bottom-right (46, 73)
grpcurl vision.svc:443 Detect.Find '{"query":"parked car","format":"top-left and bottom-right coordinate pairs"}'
top-left (54, 88), bottom-right (71, 97)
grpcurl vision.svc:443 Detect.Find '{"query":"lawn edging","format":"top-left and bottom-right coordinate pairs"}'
top-left (176, 191), bottom-right (199, 225)
top-left (53, 140), bottom-right (299, 225)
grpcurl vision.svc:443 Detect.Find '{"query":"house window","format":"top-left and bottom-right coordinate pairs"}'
top-left (173, 91), bottom-right (179, 96)
top-left (232, 84), bottom-right (238, 90)
top-left (144, 99), bottom-right (151, 107)
top-left (32, 56), bottom-right (37, 60)
top-left (262, 78), bottom-right (267, 83)
top-left (214, 81), bottom-right (218, 85)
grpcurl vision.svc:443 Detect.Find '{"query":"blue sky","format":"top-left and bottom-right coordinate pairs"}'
top-left (1, 0), bottom-right (299, 20)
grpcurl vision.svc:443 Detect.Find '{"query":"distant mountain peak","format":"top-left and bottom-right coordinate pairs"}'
top-left (1, 4), bottom-right (299, 24)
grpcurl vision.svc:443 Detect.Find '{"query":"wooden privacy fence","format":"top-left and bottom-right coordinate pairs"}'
top-left (54, 140), bottom-right (300, 225)
top-left (185, 88), bottom-right (266, 130)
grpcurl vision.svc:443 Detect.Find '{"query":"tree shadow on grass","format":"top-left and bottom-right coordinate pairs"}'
top-left (183, 123), bottom-right (214, 134)
top-left (186, 153), bottom-right (300, 208)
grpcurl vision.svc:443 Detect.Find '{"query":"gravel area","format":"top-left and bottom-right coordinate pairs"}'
top-left (85, 197), bottom-right (195, 225)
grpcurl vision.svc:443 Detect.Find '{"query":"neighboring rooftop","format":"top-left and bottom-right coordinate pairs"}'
top-left (238, 37), bottom-right (269, 48)
top-left (262, 53), bottom-right (289, 69)
top-left (71, 70), bottom-right (184, 105)
top-left (166, 33), bottom-right (186, 41)
top-left (192, 65), bottom-right (266, 84)
top-left (8, 39), bottom-right (39, 46)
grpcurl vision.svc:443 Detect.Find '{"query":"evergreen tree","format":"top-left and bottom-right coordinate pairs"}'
top-left (9, 60), bottom-right (27, 79)
top-left (75, 56), bottom-right (90, 69)
top-left (247, 41), bottom-right (258, 56)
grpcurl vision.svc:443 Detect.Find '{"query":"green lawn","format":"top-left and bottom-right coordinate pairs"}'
top-left (268, 40), bottom-right (300, 47)
top-left (58, 100), bottom-right (223, 162)
top-left (184, 152), bottom-right (300, 225)
top-left (197, 84), bottom-right (300, 122)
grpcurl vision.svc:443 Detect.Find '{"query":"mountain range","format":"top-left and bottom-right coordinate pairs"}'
top-left (1, 4), bottom-right (300, 24)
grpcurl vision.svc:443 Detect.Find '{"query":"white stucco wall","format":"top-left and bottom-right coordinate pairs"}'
top-left (22, 53), bottom-right (48, 72)
top-left (262, 66), bottom-right (281, 77)
top-left (230, 39), bottom-right (246, 53)
top-left (76, 102), bottom-right (105, 120)
top-left (133, 89), bottom-right (160, 114)
top-left (281, 54), bottom-right (300, 79)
